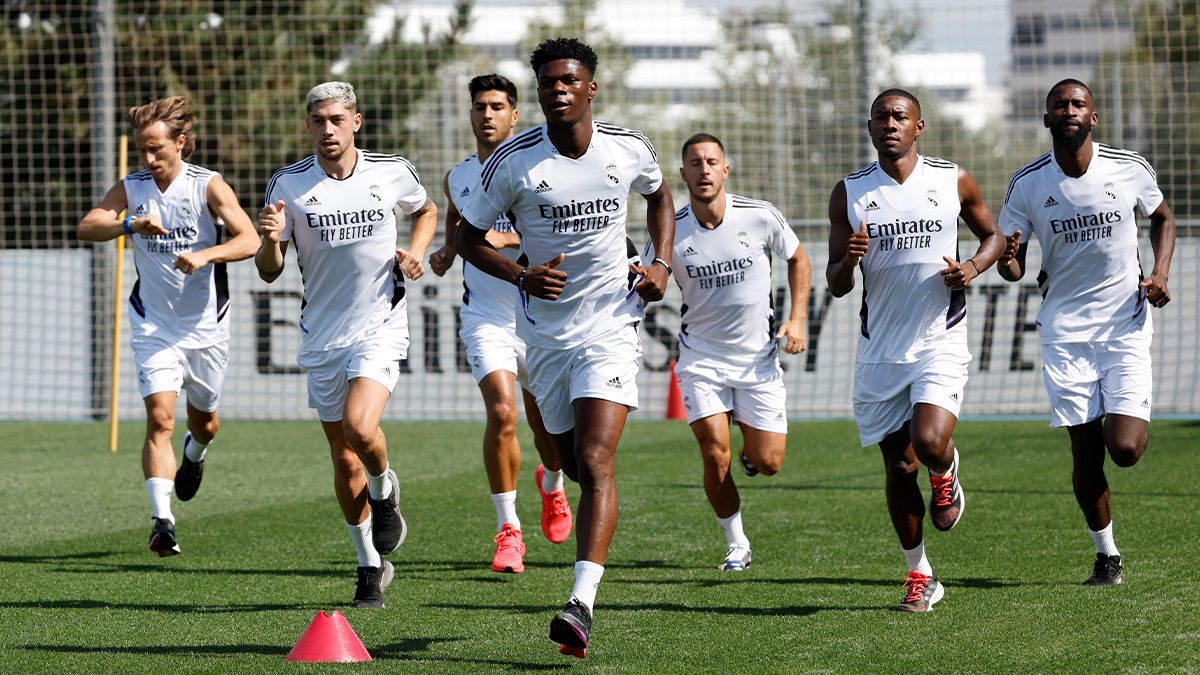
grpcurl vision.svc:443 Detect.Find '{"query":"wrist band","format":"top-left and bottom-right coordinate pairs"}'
top-left (967, 259), bottom-right (981, 275)
top-left (516, 268), bottom-right (528, 290)
top-left (122, 215), bottom-right (135, 235)
top-left (652, 257), bottom-right (672, 275)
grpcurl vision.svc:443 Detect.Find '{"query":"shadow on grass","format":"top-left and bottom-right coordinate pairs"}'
top-left (0, 599), bottom-right (328, 613)
top-left (399, 558), bottom-right (683, 572)
top-left (372, 638), bottom-right (572, 670)
top-left (23, 643), bottom-right (289, 656)
top-left (426, 600), bottom-right (874, 617)
top-left (605, 575), bottom-right (1022, 590)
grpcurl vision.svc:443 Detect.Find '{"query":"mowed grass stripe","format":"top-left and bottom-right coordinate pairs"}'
top-left (0, 420), bottom-right (1196, 671)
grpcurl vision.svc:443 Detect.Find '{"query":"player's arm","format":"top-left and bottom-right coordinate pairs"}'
top-left (826, 180), bottom-right (866, 297)
top-left (457, 219), bottom-right (569, 300)
top-left (255, 199), bottom-right (289, 284)
top-left (941, 168), bottom-right (1005, 290)
top-left (629, 181), bottom-right (675, 303)
top-left (996, 233), bottom-right (1027, 282)
top-left (429, 172), bottom-right (459, 277)
top-left (77, 181), bottom-right (168, 241)
top-left (778, 244), bottom-right (812, 354)
top-left (1142, 199), bottom-right (1176, 308)
top-left (397, 198), bottom-right (437, 280)
top-left (174, 177), bottom-right (259, 274)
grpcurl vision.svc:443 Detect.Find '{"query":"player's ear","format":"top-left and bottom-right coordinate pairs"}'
top-left (915, 118), bottom-right (925, 137)
top-left (512, 107), bottom-right (519, 125)
top-left (353, 112), bottom-right (363, 133)
top-left (587, 80), bottom-right (597, 101)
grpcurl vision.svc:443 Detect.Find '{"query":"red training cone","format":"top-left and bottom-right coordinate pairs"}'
top-left (286, 610), bottom-right (372, 662)
top-left (666, 359), bottom-right (686, 421)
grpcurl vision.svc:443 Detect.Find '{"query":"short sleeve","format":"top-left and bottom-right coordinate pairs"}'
top-left (393, 161), bottom-right (429, 216)
top-left (766, 206), bottom-right (800, 259)
top-left (999, 183), bottom-right (1033, 243)
top-left (630, 137), bottom-right (663, 196)
top-left (1130, 159), bottom-right (1164, 217)
top-left (461, 158), bottom-right (515, 231)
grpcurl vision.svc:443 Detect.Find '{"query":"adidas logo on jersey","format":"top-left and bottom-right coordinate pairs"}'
top-left (865, 200), bottom-right (880, 211)
top-left (1043, 196), bottom-right (1058, 208)
top-left (682, 245), bottom-right (698, 257)
top-left (605, 376), bottom-right (622, 389)
top-left (534, 180), bottom-right (553, 193)
top-left (459, 186), bottom-right (470, 198)
top-left (950, 392), bottom-right (960, 402)
top-left (305, 195), bottom-right (321, 206)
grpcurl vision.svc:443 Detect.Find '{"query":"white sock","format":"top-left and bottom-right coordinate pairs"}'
top-left (367, 465), bottom-right (392, 501)
top-left (184, 434), bottom-right (208, 462)
top-left (491, 490), bottom-right (520, 531)
top-left (146, 477), bottom-right (174, 522)
top-left (902, 541), bottom-right (934, 576)
top-left (541, 467), bottom-right (564, 493)
top-left (346, 519), bottom-right (382, 568)
top-left (717, 510), bottom-right (750, 548)
top-left (570, 560), bottom-right (604, 611)
top-left (1089, 522), bottom-right (1120, 557)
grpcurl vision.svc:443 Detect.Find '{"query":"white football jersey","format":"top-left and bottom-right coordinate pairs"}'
top-left (843, 155), bottom-right (968, 364)
top-left (460, 121), bottom-right (663, 350)
top-left (673, 193), bottom-right (799, 362)
top-left (124, 163), bottom-right (228, 348)
top-left (1000, 142), bottom-right (1162, 344)
top-left (265, 149), bottom-right (428, 356)
top-left (448, 153), bottom-right (519, 325)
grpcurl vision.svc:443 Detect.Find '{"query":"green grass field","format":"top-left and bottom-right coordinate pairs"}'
top-left (1, 419), bottom-right (1197, 672)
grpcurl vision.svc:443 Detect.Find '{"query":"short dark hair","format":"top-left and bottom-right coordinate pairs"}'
top-left (530, 38), bottom-right (599, 77)
top-left (468, 73), bottom-right (518, 106)
top-left (871, 88), bottom-right (921, 116)
top-left (1046, 78), bottom-right (1092, 107)
top-left (681, 133), bottom-right (725, 161)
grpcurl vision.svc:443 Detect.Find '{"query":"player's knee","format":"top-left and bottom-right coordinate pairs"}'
top-left (884, 456), bottom-right (920, 481)
top-left (908, 428), bottom-right (946, 459)
top-left (575, 447), bottom-right (615, 487)
top-left (485, 400), bottom-right (518, 435)
top-left (341, 419), bottom-right (377, 451)
top-left (146, 407), bottom-right (175, 436)
top-left (699, 442), bottom-right (731, 471)
top-left (1108, 439), bottom-right (1146, 468)
top-left (756, 454), bottom-right (783, 476)
top-left (329, 448), bottom-right (362, 479)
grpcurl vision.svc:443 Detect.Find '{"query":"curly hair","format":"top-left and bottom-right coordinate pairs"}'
top-left (529, 37), bottom-right (598, 77)
top-left (128, 96), bottom-right (196, 159)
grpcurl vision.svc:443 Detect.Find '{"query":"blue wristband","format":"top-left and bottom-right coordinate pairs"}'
top-left (122, 215), bottom-right (135, 235)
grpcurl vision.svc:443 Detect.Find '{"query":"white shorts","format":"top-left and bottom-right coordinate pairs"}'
top-left (526, 325), bottom-right (642, 435)
top-left (1042, 332), bottom-right (1153, 428)
top-left (676, 354), bottom-right (787, 433)
top-left (853, 349), bottom-right (970, 447)
top-left (131, 335), bottom-right (228, 412)
top-left (298, 325), bottom-right (409, 422)
top-left (460, 316), bottom-right (530, 388)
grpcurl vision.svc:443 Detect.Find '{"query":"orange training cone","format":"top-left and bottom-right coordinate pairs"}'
top-left (666, 359), bottom-right (686, 421)
top-left (286, 610), bottom-right (373, 662)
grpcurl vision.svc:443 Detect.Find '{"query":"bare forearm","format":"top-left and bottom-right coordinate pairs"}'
top-left (77, 213), bottom-right (127, 242)
top-left (645, 186), bottom-right (675, 265)
top-left (406, 207), bottom-right (438, 259)
top-left (826, 258), bottom-right (857, 297)
top-left (455, 225), bottom-right (522, 284)
top-left (968, 231), bottom-right (1005, 271)
top-left (1150, 214), bottom-right (1177, 278)
top-left (787, 252), bottom-right (811, 323)
top-left (255, 239), bottom-right (285, 282)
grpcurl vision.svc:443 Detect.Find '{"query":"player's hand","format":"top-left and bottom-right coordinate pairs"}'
top-left (173, 251), bottom-right (209, 275)
top-left (428, 244), bottom-right (455, 277)
top-left (846, 220), bottom-right (869, 267)
top-left (396, 247), bottom-right (425, 280)
top-left (257, 200), bottom-right (286, 243)
top-left (523, 253), bottom-right (568, 300)
top-left (776, 319), bottom-right (808, 354)
top-left (486, 229), bottom-right (521, 250)
top-left (628, 260), bottom-right (669, 303)
top-left (1141, 273), bottom-right (1171, 308)
top-left (999, 229), bottom-right (1021, 264)
top-left (132, 213), bottom-right (169, 237)
top-left (940, 256), bottom-right (976, 290)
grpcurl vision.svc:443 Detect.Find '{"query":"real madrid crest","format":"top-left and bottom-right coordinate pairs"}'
top-left (605, 164), bottom-right (620, 185)
top-left (369, 184), bottom-right (382, 202)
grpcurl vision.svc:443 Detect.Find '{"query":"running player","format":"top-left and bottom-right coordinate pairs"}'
top-left (255, 82), bottom-right (437, 608)
top-left (826, 88), bottom-right (1004, 612)
top-left (997, 79), bottom-right (1176, 586)
top-left (78, 97), bottom-right (259, 557)
top-left (455, 38), bottom-right (674, 657)
top-left (672, 133), bottom-right (810, 571)
top-left (428, 73), bottom-right (573, 574)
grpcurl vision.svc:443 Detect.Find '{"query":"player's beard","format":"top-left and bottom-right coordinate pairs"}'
top-left (1050, 120), bottom-right (1092, 152)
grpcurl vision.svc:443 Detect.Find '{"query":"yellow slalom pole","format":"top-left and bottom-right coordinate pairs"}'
top-left (108, 135), bottom-right (128, 453)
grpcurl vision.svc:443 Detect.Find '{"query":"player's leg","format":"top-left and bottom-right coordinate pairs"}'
top-left (525, 387), bottom-right (573, 544)
top-left (478, 369), bottom-right (526, 573)
top-left (734, 366), bottom-right (790, 477)
top-left (343, 375), bottom-right (406, 556)
top-left (908, 351), bottom-right (969, 532)
top-left (174, 341), bottom-right (226, 502)
top-left (143, 390), bottom-right (181, 556)
top-left (879, 424), bottom-right (943, 612)
top-left (693, 413), bottom-right (753, 571)
top-left (320, 418), bottom-right (393, 608)
top-left (1098, 334), bottom-right (1154, 469)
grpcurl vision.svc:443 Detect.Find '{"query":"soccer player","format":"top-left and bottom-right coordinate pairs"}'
top-left (672, 133), bottom-right (810, 571)
top-left (826, 88), bottom-right (1004, 612)
top-left (77, 97), bottom-right (259, 557)
top-left (428, 73), bottom-right (573, 574)
top-left (455, 38), bottom-right (674, 657)
top-left (255, 82), bottom-right (437, 608)
top-left (997, 79), bottom-right (1176, 586)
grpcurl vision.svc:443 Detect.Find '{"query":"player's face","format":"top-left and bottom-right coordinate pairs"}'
top-left (470, 90), bottom-right (517, 148)
top-left (536, 59), bottom-right (596, 127)
top-left (305, 100), bottom-right (362, 162)
top-left (1045, 85), bottom-right (1097, 152)
top-left (679, 142), bottom-right (729, 202)
top-left (868, 96), bottom-right (923, 160)
top-left (133, 121), bottom-right (185, 181)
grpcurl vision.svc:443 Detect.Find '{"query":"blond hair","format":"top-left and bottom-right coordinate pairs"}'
top-left (128, 96), bottom-right (197, 159)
